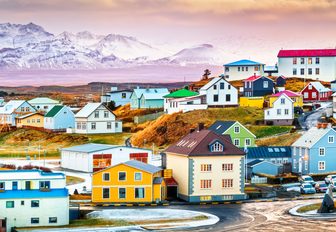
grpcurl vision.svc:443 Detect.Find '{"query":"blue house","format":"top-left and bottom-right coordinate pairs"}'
top-left (130, 88), bottom-right (169, 109)
top-left (291, 125), bottom-right (336, 174)
top-left (44, 105), bottom-right (75, 130)
top-left (223, 59), bottom-right (265, 81)
top-left (247, 160), bottom-right (282, 176)
top-left (101, 87), bottom-right (132, 107)
top-left (246, 146), bottom-right (292, 164)
top-left (0, 100), bottom-right (36, 126)
top-left (243, 75), bottom-right (274, 97)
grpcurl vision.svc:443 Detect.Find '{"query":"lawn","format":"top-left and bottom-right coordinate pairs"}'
top-left (295, 203), bottom-right (336, 213)
top-left (256, 132), bottom-right (301, 146)
top-left (248, 126), bottom-right (293, 138)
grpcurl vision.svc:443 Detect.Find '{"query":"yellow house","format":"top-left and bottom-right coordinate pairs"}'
top-left (239, 97), bottom-right (264, 109)
top-left (16, 112), bottom-right (44, 128)
top-left (92, 160), bottom-right (166, 203)
top-left (269, 90), bottom-right (303, 107)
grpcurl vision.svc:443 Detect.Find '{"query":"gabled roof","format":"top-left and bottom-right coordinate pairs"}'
top-left (209, 120), bottom-right (256, 138)
top-left (278, 49), bottom-right (336, 58)
top-left (16, 112), bottom-right (43, 119)
top-left (243, 75), bottom-right (273, 82)
top-left (271, 90), bottom-right (300, 97)
top-left (224, 59), bottom-right (264, 66)
top-left (153, 177), bottom-right (165, 184)
top-left (123, 160), bottom-right (162, 174)
top-left (246, 146), bottom-right (291, 159)
top-left (247, 159), bottom-right (263, 167)
top-left (165, 129), bottom-right (245, 157)
top-left (44, 105), bottom-right (64, 117)
top-left (302, 82), bottom-right (331, 93)
top-left (132, 88), bottom-right (169, 100)
top-left (0, 100), bottom-right (28, 114)
top-left (28, 97), bottom-right (59, 104)
top-left (199, 76), bottom-right (232, 91)
top-left (62, 143), bottom-right (116, 153)
top-left (141, 92), bottom-right (169, 100)
top-left (75, 102), bottom-right (113, 118)
top-left (274, 93), bottom-right (294, 103)
top-left (292, 127), bottom-right (334, 148)
top-left (163, 89), bottom-right (199, 98)
top-left (248, 159), bottom-right (281, 167)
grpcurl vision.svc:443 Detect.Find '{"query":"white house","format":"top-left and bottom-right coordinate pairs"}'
top-left (277, 49), bottom-right (336, 82)
top-left (0, 100), bottom-right (36, 126)
top-left (223, 59), bottom-right (265, 81)
top-left (199, 76), bottom-right (238, 107)
top-left (0, 170), bottom-right (69, 232)
top-left (28, 97), bottom-right (60, 113)
top-left (101, 87), bottom-right (132, 107)
top-left (61, 143), bottom-right (158, 173)
top-left (74, 102), bottom-right (122, 134)
top-left (264, 93), bottom-right (294, 125)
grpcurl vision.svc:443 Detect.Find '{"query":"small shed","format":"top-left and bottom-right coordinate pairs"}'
top-left (247, 160), bottom-right (282, 177)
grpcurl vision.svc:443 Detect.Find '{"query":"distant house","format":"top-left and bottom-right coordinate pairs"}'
top-left (247, 160), bottom-right (282, 177)
top-left (243, 75), bottom-right (274, 97)
top-left (264, 93), bottom-right (294, 126)
top-left (291, 124), bottom-right (336, 174)
top-left (223, 59), bottom-right (265, 81)
top-left (101, 87), bottom-right (132, 107)
top-left (92, 160), bottom-right (166, 203)
top-left (165, 128), bottom-right (246, 202)
top-left (130, 88), bottom-right (169, 109)
top-left (333, 92), bottom-right (336, 118)
top-left (275, 75), bottom-right (286, 87)
top-left (28, 97), bottom-right (60, 113)
top-left (208, 121), bottom-right (256, 148)
top-left (246, 146), bottom-right (292, 164)
top-left (74, 102), bottom-right (122, 134)
top-left (0, 100), bottom-right (36, 126)
top-left (269, 90), bottom-right (303, 108)
top-left (163, 89), bottom-right (207, 114)
top-left (16, 112), bottom-right (44, 128)
top-left (44, 105), bottom-right (75, 130)
top-left (139, 92), bottom-right (170, 109)
top-left (199, 76), bottom-right (238, 107)
top-left (331, 80), bottom-right (336, 92)
top-left (301, 82), bottom-right (332, 102)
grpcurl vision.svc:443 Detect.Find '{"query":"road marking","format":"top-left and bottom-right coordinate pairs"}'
top-left (235, 201), bottom-right (243, 204)
top-left (200, 202), bottom-right (207, 205)
top-left (150, 204), bottom-right (157, 206)
top-left (113, 204), bottom-right (121, 207)
top-left (224, 202), bottom-right (231, 204)
top-left (212, 202), bottom-right (219, 205)
top-left (126, 204), bottom-right (133, 207)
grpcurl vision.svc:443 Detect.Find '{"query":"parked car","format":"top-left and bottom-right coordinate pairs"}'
top-left (282, 183), bottom-right (301, 193)
top-left (300, 183), bottom-right (316, 194)
top-left (315, 182), bottom-right (328, 193)
top-left (324, 175), bottom-right (336, 184)
top-left (299, 175), bottom-right (316, 186)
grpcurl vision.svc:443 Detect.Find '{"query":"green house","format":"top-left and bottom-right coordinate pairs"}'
top-left (208, 121), bottom-right (256, 148)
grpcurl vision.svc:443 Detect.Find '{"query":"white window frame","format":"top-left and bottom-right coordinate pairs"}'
top-left (318, 161), bottom-right (325, 170)
top-left (118, 171), bottom-right (127, 181)
top-left (118, 187), bottom-right (126, 199)
top-left (134, 172), bottom-right (142, 181)
top-left (328, 136), bottom-right (334, 143)
top-left (319, 147), bottom-right (325, 156)
top-left (102, 173), bottom-right (110, 182)
top-left (245, 138), bottom-right (251, 146)
top-left (234, 126), bottom-right (240, 134)
top-left (263, 81), bottom-right (269, 88)
top-left (234, 139), bottom-right (240, 146)
top-left (102, 187), bottom-right (110, 199)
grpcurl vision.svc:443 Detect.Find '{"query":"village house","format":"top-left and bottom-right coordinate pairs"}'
top-left (243, 75), bottom-right (274, 97)
top-left (139, 91), bottom-right (170, 109)
top-left (61, 143), bottom-right (157, 173)
top-left (44, 105), bottom-right (75, 131)
top-left (28, 97), bottom-right (60, 113)
top-left (269, 90), bottom-right (303, 108)
top-left (300, 81), bottom-right (332, 102)
top-left (0, 170), bottom-right (69, 232)
top-left (74, 102), bottom-right (122, 134)
top-left (101, 87), bottom-right (132, 107)
top-left (277, 49), bottom-right (336, 82)
top-left (130, 88), bottom-right (169, 109)
top-left (199, 76), bottom-right (238, 107)
top-left (246, 146), bottom-right (292, 164)
top-left (247, 160), bottom-right (283, 177)
top-left (275, 75), bottom-right (286, 87)
top-left (91, 160), bottom-right (166, 203)
top-left (331, 80), bottom-right (336, 92)
top-left (16, 112), bottom-right (44, 128)
top-left (165, 128), bottom-right (246, 202)
top-left (264, 93), bottom-right (294, 126)
top-left (291, 124), bottom-right (336, 174)
top-left (0, 100), bottom-right (36, 126)
top-left (223, 59), bottom-right (265, 81)
top-left (163, 89), bottom-right (207, 114)
top-left (209, 121), bottom-right (256, 148)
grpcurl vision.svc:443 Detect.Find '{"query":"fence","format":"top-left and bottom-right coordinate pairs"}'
top-left (251, 176), bottom-right (267, 184)
top-left (134, 112), bottom-right (164, 124)
top-left (21, 125), bottom-right (66, 133)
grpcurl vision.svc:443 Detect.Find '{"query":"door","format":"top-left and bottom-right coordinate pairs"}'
top-left (12, 181), bottom-right (18, 190)
top-left (25, 181), bottom-right (31, 190)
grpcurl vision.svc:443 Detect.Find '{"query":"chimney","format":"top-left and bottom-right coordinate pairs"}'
top-left (317, 123), bottom-right (322, 129)
top-left (197, 123), bottom-right (204, 132)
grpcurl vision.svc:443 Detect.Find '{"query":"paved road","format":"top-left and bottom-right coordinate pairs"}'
top-left (300, 102), bottom-right (332, 130)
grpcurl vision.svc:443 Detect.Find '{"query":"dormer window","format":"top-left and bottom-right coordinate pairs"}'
top-left (210, 141), bottom-right (224, 152)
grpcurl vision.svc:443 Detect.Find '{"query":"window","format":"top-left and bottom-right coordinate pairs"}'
top-left (263, 81), bottom-right (268, 88)
top-left (103, 173), bottom-right (110, 181)
top-left (293, 68), bottom-right (297, 75)
top-left (31, 200), bottom-right (39, 207)
top-left (0, 182), bottom-right (4, 190)
top-left (12, 181), bottom-right (17, 190)
top-left (21, 107), bottom-right (25, 111)
top-left (293, 159), bottom-right (297, 169)
top-left (82, 122), bottom-right (87, 130)
top-left (44, 106), bottom-right (48, 110)
top-left (328, 136), bottom-right (334, 143)
top-left (304, 92), bottom-right (308, 98)
top-left (228, 85), bottom-right (231, 90)
top-left (277, 109), bottom-right (281, 115)
top-left (222, 163), bottom-right (233, 171)
top-left (200, 180), bottom-right (212, 189)
top-left (31, 218), bottom-right (39, 224)
top-left (308, 68), bottom-right (312, 75)
top-left (308, 57), bottom-right (312, 64)
top-left (222, 179), bottom-right (233, 188)
top-left (254, 66), bottom-right (259, 71)
top-left (245, 138), bottom-right (251, 146)
top-left (316, 57), bottom-right (320, 64)
top-left (32, 119), bottom-right (35, 123)
top-left (312, 92), bottom-right (317, 98)
top-left (104, 111), bottom-right (109, 118)
top-left (234, 126), bottom-right (240, 133)
top-left (115, 122), bottom-right (119, 128)
top-left (226, 94), bottom-right (231, 102)
top-left (25, 107), bottom-right (30, 112)
top-left (119, 188), bottom-right (126, 199)
top-left (39, 181), bottom-right (50, 189)
top-left (213, 94), bottom-right (218, 102)
top-left (246, 66), bottom-right (248, 71)
top-left (135, 187), bottom-right (145, 199)
top-left (107, 122), bottom-right (111, 129)
top-left (293, 58), bottom-right (297, 64)
top-left (285, 109), bottom-right (289, 115)
top-left (220, 83), bottom-right (225, 89)
top-left (91, 122), bottom-right (96, 130)
top-left (305, 160), bottom-right (308, 170)
top-left (225, 67), bottom-right (229, 72)
top-left (94, 111), bottom-right (99, 118)
top-left (242, 67), bottom-right (245, 71)
top-left (76, 122), bottom-right (81, 130)
top-left (103, 188), bottom-right (110, 199)
top-left (281, 98), bottom-right (285, 104)
top-left (300, 58), bottom-right (305, 64)
top-left (213, 84), bottom-right (217, 90)
top-left (319, 147), bottom-right (325, 156)
top-left (134, 172), bottom-right (142, 181)
top-left (316, 68), bottom-right (320, 75)
top-left (49, 217), bottom-right (57, 223)
top-left (25, 181), bottom-right (31, 190)
top-left (267, 110), bottom-right (270, 115)
top-left (6, 201), bottom-right (14, 208)
top-left (234, 139), bottom-right (240, 146)
top-left (238, 67), bottom-right (241, 72)
top-left (122, 93), bottom-right (127, 99)
top-left (318, 161), bottom-right (325, 170)
top-left (27, 119), bottom-right (30, 123)
top-left (211, 142), bottom-right (223, 152)
top-left (201, 164), bottom-right (212, 172)
top-left (300, 68), bottom-right (304, 75)
top-left (119, 172), bottom-right (126, 181)
top-left (37, 119), bottom-right (40, 123)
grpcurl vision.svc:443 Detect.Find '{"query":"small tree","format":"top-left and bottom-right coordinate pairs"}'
top-left (202, 69), bottom-right (211, 80)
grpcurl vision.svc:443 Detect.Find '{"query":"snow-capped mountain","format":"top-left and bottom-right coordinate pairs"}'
top-left (0, 22), bottom-right (224, 70)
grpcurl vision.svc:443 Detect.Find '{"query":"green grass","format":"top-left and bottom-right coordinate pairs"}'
top-left (297, 203), bottom-right (321, 213)
top-left (86, 133), bottom-right (132, 144)
top-left (70, 218), bottom-right (132, 227)
top-left (248, 126), bottom-right (293, 138)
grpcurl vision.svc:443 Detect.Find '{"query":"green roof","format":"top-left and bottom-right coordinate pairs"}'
top-left (45, 105), bottom-right (64, 117)
top-left (163, 89), bottom-right (199, 98)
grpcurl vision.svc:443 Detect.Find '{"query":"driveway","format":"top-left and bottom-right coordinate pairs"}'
top-left (299, 102), bottom-right (332, 130)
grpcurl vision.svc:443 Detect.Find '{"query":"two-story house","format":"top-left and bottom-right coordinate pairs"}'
top-left (301, 82), bottom-right (332, 102)
top-left (223, 59), bottom-right (265, 81)
top-left (0, 100), bottom-right (36, 126)
top-left (264, 93), bottom-right (294, 126)
top-left (101, 87), bottom-right (132, 107)
top-left (243, 75), bottom-right (274, 97)
top-left (0, 170), bottom-right (69, 232)
top-left (269, 90), bottom-right (303, 108)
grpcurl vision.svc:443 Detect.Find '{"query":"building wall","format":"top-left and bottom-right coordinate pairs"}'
top-left (1, 102), bottom-right (37, 126)
top-left (264, 95), bottom-right (294, 121)
top-left (224, 65), bottom-right (264, 81)
top-left (140, 98), bottom-right (164, 109)
top-left (165, 153), bottom-right (189, 196)
top-left (269, 95), bottom-right (303, 108)
top-left (101, 92), bottom-right (132, 106)
top-left (224, 123), bottom-right (256, 148)
top-left (130, 93), bottom-right (140, 109)
top-left (252, 162), bottom-right (280, 176)
top-left (44, 107), bottom-right (75, 130)
top-left (164, 97), bottom-right (206, 114)
top-left (16, 114), bottom-right (44, 128)
top-left (31, 103), bottom-right (58, 113)
top-left (239, 97), bottom-right (264, 109)
top-left (278, 56), bottom-right (336, 82)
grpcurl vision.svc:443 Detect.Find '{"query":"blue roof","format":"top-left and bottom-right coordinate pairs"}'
top-left (0, 189), bottom-right (68, 199)
top-left (224, 59), bottom-right (264, 66)
top-left (124, 160), bottom-right (162, 174)
top-left (246, 146), bottom-right (291, 159)
top-left (247, 159), bottom-right (263, 166)
top-left (132, 88), bottom-right (169, 100)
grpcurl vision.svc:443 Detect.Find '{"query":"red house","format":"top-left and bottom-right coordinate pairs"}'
top-left (301, 82), bottom-right (332, 102)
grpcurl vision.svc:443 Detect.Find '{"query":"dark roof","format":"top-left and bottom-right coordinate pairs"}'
top-left (45, 105), bottom-right (64, 117)
top-left (153, 177), bottom-right (164, 184)
top-left (246, 146), bottom-right (291, 159)
top-left (165, 177), bottom-right (178, 186)
top-left (208, 121), bottom-right (236, 134)
top-left (247, 159), bottom-right (263, 167)
top-left (165, 129), bottom-right (245, 157)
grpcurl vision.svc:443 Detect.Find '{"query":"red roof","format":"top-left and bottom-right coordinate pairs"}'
top-left (278, 49), bottom-right (336, 58)
top-left (164, 177), bottom-right (178, 186)
top-left (244, 75), bottom-right (261, 82)
top-left (271, 90), bottom-right (301, 97)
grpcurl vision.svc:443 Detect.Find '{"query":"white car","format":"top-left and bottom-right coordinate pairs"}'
top-left (324, 175), bottom-right (336, 184)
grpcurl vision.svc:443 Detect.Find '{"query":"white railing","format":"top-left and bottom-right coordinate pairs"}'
top-left (251, 176), bottom-right (267, 184)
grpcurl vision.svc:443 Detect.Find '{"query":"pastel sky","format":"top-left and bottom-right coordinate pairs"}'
top-left (1, 0), bottom-right (336, 63)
